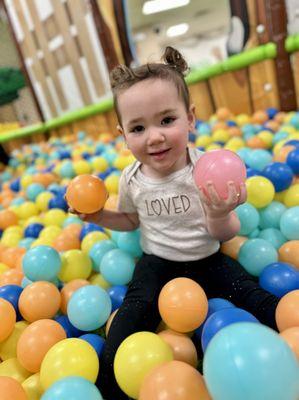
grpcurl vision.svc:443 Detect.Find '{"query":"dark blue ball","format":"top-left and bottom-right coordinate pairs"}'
top-left (259, 262), bottom-right (299, 298)
top-left (48, 196), bottom-right (68, 211)
top-left (287, 148), bottom-right (299, 174)
top-left (227, 120), bottom-right (237, 127)
top-left (284, 140), bottom-right (299, 147)
top-left (0, 285), bottom-right (23, 319)
top-left (246, 167), bottom-right (261, 178)
top-left (262, 162), bottom-right (294, 192)
top-left (107, 285), bottom-right (128, 312)
top-left (79, 223), bottom-right (104, 241)
top-left (58, 150), bottom-right (71, 160)
top-left (188, 132), bottom-right (196, 143)
top-left (55, 315), bottom-right (85, 338)
top-left (24, 223), bottom-right (44, 238)
top-left (10, 178), bottom-right (20, 192)
top-left (266, 107), bottom-right (278, 119)
top-left (79, 333), bottom-right (105, 357)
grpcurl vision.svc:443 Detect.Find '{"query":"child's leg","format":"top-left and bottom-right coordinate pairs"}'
top-left (192, 251), bottom-right (279, 330)
top-left (97, 254), bottom-right (170, 400)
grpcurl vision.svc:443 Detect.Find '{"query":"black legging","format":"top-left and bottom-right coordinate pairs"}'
top-left (97, 251), bottom-right (279, 400)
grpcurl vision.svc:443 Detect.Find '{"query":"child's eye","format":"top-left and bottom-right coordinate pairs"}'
top-left (131, 125), bottom-right (144, 133)
top-left (161, 117), bottom-right (175, 125)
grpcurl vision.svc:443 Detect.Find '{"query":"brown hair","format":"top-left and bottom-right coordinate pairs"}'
top-left (110, 47), bottom-right (190, 125)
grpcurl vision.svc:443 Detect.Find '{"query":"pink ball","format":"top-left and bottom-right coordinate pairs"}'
top-left (193, 149), bottom-right (246, 199)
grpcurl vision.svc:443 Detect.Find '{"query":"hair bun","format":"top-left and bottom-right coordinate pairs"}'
top-left (163, 46), bottom-right (189, 75)
top-left (110, 65), bottom-right (134, 89)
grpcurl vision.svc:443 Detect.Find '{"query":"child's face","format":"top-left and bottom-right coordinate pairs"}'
top-left (117, 78), bottom-right (195, 178)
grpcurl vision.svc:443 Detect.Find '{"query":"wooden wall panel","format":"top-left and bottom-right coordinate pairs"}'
top-left (188, 82), bottom-right (215, 120)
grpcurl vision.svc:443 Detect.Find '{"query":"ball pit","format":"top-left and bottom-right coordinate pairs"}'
top-left (1, 108), bottom-right (299, 398)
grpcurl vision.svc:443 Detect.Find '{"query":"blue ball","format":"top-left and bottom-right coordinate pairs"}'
top-left (259, 201), bottom-right (286, 229)
top-left (235, 203), bottom-right (260, 235)
top-left (246, 167), bottom-right (261, 178)
top-left (48, 195), bottom-right (68, 211)
top-left (107, 285), bottom-right (128, 312)
top-left (266, 107), bottom-right (278, 119)
top-left (24, 223), bottom-right (44, 238)
top-left (89, 240), bottom-right (117, 272)
top-left (79, 333), bottom-right (105, 357)
top-left (204, 323), bottom-right (299, 400)
top-left (287, 148), bottom-right (299, 174)
top-left (238, 239), bottom-right (278, 276)
top-left (55, 315), bottom-right (85, 338)
top-left (100, 249), bottom-right (135, 285)
top-left (280, 206), bottom-right (299, 240)
top-left (41, 376), bottom-right (103, 400)
top-left (10, 178), bottom-right (20, 192)
top-left (22, 245), bottom-right (61, 282)
top-left (262, 162), bottom-right (293, 192)
top-left (79, 223), bottom-right (104, 241)
top-left (68, 285), bottom-right (112, 331)
top-left (201, 308), bottom-right (259, 352)
top-left (259, 262), bottom-right (299, 298)
top-left (0, 284), bottom-right (23, 316)
top-left (117, 230), bottom-right (142, 258)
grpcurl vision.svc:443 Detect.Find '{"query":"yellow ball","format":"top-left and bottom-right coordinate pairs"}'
top-left (40, 338), bottom-right (99, 390)
top-left (91, 156), bottom-right (108, 172)
top-left (281, 124), bottom-right (296, 134)
top-left (235, 113), bottom-right (250, 126)
top-left (36, 192), bottom-right (54, 211)
top-left (0, 357), bottom-right (31, 383)
top-left (43, 209), bottom-right (66, 227)
top-left (59, 249), bottom-right (92, 282)
top-left (0, 321), bottom-right (29, 361)
top-left (73, 160), bottom-right (91, 175)
top-left (274, 190), bottom-right (287, 203)
top-left (283, 184), bottom-right (299, 207)
top-left (195, 136), bottom-right (212, 148)
top-left (246, 176), bottom-right (275, 208)
top-left (89, 273), bottom-right (111, 289)
top-left (0, 262), bottom-right (10, 274)
top-left (206, 143), bottom-right (221, 151)
top-left (81, 231), bottom-right (109, 253)
top-left (1, 233), bottom-right (21, 247)
top-left (105, 175), bottom-right (120, 195)
top-left (225, 137), bottom-right (245, 151)
top-left (20, 175), bottom-right (33, 189)
top-left (23, 216), bottom-right (43, 227)
top-left (113, 156), bottom-right (135, 171)
top-left (18, 202), bottom-right (39, 219)
top-left (31, 237), bottom-right (53, 247)
top-left (257, 131), bottom-right (273, 147)
top-left (4, 225), bottom-right (23, 236)
top-left (22, 373), bottom-right (43, 400)
top-left (212, 129), bottom-right (230, 143)
top-left (39, 225), bottom-right (62, 241)
top-left (114, 332), bottom-right (173, 399)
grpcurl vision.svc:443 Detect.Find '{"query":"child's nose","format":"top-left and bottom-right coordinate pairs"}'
top-left (147, 128), bottom-right (165, 145)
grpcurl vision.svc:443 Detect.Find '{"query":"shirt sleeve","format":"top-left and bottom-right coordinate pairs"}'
top-left (117, 170), bottom-right (137, 213)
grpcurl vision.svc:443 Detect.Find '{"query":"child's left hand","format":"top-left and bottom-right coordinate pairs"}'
top-left (198, 181), bottom-right (247, 219)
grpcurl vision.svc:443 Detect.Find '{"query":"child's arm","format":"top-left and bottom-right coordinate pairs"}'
top-left (71, 208), bottom-right (140, 232)
top-left (198, 181), bottom-right (247, 242)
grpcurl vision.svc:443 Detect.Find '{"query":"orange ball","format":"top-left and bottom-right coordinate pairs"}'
top-left (158, 329), bottom-right (198, 367)
top-left (0, 377), bottom-right (27, 400)
top-left (221, 236), bottom-right (247, 260)
top-left (0, 269), bottom-right (23, 287)
top-left (65, 174), bottom-right (108, 214)
top-left (52, 232), bottom-right (81, 252)
top-left (62, 223), bottom-right (82, 239)
top-left (139, 360), bottom-right (211, 400)
top-left (106, 309), bottom-right (118, 336)
top-left (275, 290), bottom-right (299, 332)
top-left (274, 145), bottom-right (296, 163)
top-left (18, 281), bottom-right (61, 322)
top-left (247, 136), bottom-right (267, 149)
top-left (0, 209), bottom-right (18, 230)
top-left (17, 319), bottom-right (66, 372)
top-left (252, 110), bottom-right (268, 124)
top-left (227, 126), bottom-right (242, 137)
top-left (278, 240), bottom-right (299, 269)
top-left (60, 279), bottom-right (90, 314)
top-left (274, 111), bottom-right (286, 123)
top-left (216, 107), bottom-right (231, 121)
top-left (1, 247), bottom-right (26, 269)
top-left (280, 327), bottom-right (299, 359)
top-left (0, 298), bottom-right (16, 342)
top-left (158, 278), bottom-right (208, 333)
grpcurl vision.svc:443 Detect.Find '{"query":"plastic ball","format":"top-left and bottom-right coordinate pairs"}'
top-left (66, 175), bottom-right (107, 214)
top-left (59, 249), bottom-right (92, 282)
top-left (235, 203), bottom-right (260, 235)
top-left (280, 206), bottom-right (299, 240)
top-left (246, 176), bottom-right (275, 208)
top-left (203, 323), bottom-right (299, 400)
top-left (284, 184), bottom-right (299, 207)
top-left (201, 308), bottom-right (259, 352)
top-left (0, 209), bottom-right (18, 230)
top-left (0, 284), bottom-right (23, 315)
top-left (287, 148), bottom-right (299, 174)
top-left (238, 238), bottom-right (278, 276)
top-left (43, 209), bottom-right (66, 227)
top-left (116, 230), bottom-right (142, 258)
top-left (67, 285), bottom-right (112, 331)
top-left (100, 249), bottom-right (135, 285)
top-left (139, 360), bottom-right (211, 400)
top-left (104, 174), bottom-right (119, 194)
top-left (24, 223), bottom-right (44, 238)
top-left (26, 183), bottom-right (45, 201)
top-left (262, 162), bottom-right (293, 192)
top-left (0, 377), bottom-right (27, 400)
top-left (259, 262), bottom-right (299, 298)
top-left (276, 290), bottom-right (299, 331)
top-left (22, 373), bottom-right (44, 400)
top-left (36, 192), bottom-right (53, 211)
top-left (0, 298), bottom-right (16, 342)
top-left (79, 223), bottom-right (104, 241)
top-left (89, 240), bottom-right (117, 272)
top-left (107, 285), bottom-right (127, 311)
top-left (60, 279), bottom-right (90, 314)
top-left (220, 236), bottom-right (247, 260)
top-left (258, 228), bottom-right (287, 249)
top-left (0, 321), bottom-right (29, 361)
top-left (48, 195), bottom-right (68, 211)
top-left (158, 278), bottom-right (208, 333)
top-left (114, 332), bottom-right (173, 399)
top-left (55, 315), bottom-right (84, 338)
top-left (22, 245), bottom-right (61, 282)
top-left (17, 319), bottom-right (66, 373)
top-left (79, 334), bottom-right (105, 358)
top-left (81, 231), bottom-right (109, 253)
top-left (280, 327), bottom-right (299, 359)
top-left (246, 149), bottom-right (272, 171)
top-left (193, 149), bottom-right (246, 198)
top-left (40, 338), bottom-right (99, 390)
top-left (259, 201), bottom-right (286, 229)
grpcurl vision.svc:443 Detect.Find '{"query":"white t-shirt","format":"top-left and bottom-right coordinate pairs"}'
top-left (118, 147), bottom-right (220, 261)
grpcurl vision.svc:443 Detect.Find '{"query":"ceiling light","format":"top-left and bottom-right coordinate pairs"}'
top-left (166, 23), bottom-right (189, 37)
top-left (142, 0), bottom-right (190, 15)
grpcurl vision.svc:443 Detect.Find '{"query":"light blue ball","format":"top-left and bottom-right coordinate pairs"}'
top-left (273, 130), bottom-right (289, 144)
top-left (67, 285), bottom-right (112, 331)
top-left (60, 160), bottom-right (75, 179)
top-left (41, 376), bottom-right (103, 400)
top-left (259, 201), bottom-right (286, 229)
top-left (236, 147), bottom-right (251, 164)
top-left (62, 216), bottom-right (84, 228)
top-left (89, 240), bottom-right (117, 272)
top-left (246, 149), bottom-right (273, 171)
top-left (235, 203), bottom-right (260, 235)
top-left (22, 245), bottom-right (62, 282)
top-left (280, 206), bottom-right (299, 240)
top-left (238, 239), bottom-right (278, 276)
top-left (248, 228), bottom-right (260, 239)
top-left (203, 323), bottom-right (299, 400)
top-left (117, 230), bottom-right (142, 258)
top-left (26, 183), bottom-right (45, 201)
top-left (258, 228), bottom-right (287, 249)
top-left (100, 249), bottom-right (135, 285)
top-left (18, 237), bottom-right (35, 250)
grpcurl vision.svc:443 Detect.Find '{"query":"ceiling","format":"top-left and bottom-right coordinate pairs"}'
top-left (126, 0), bottom-right (231, 40)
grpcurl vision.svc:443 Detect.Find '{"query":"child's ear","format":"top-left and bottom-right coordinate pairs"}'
top-left (188, 104), bottom-right (196, 131)
top-left (117, 124), bottom-right (123, 135)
